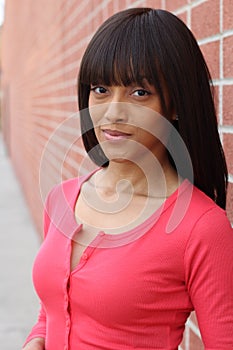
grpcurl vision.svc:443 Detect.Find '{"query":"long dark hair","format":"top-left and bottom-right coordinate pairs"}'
top-left (77, 7), bottom-right (228, 209)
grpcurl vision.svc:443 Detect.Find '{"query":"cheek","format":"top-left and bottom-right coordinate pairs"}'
top-left (88, 103), bottom-right (106, 127)
top-left (88, 96), bottom-right (99, 124)
top-left (136, 115), bottom-right (171, 149)
top-left (136, 128), bottom-right (159, 147)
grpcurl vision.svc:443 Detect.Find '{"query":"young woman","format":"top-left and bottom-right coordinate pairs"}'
top-left (22, 8), bottom-right (233, 350)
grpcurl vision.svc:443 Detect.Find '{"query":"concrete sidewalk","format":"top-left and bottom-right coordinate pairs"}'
top-left (0, 134), bottom-right (41, 350)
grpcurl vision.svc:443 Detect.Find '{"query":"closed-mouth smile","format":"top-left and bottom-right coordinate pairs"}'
top-left (102, 129), bottom-right (132, 141)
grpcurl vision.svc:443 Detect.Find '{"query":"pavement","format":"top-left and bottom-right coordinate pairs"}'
top-left (0, 133), bottom-right (41, 350)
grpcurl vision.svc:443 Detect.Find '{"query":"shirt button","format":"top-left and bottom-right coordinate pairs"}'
top-left (99, 231), bottom-right (105, 237)
top-left (82, 253), bottom-right (88, 260)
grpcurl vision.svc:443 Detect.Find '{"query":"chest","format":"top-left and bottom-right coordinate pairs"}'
top-left (32, 217), bottom-right (193, 348)
top-left (74, 187), bottom-right (166, 234)
top-left (33, 218), bottom-right (186, 299)
top-left (72, 190), bottom-right (167, 271)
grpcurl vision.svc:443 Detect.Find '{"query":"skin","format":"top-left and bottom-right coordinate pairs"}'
top-left (87, 81), bottom-right (178, 199)
top-left (71, 81), bottom-right (179, 264)
top-left (22, 337), bottom-right (45, 350)
top-left (23, 82), bottom-right (180, 348)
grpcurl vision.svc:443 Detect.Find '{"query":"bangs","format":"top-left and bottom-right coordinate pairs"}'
top-left (79, 9), bottom-right (163, 92)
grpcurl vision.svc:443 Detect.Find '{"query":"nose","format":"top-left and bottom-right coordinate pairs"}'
top-left (104, 101), bottom-right (129, 123)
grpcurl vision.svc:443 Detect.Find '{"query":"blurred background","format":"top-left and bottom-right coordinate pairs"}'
top-left (0, 1), bottom-right (232, 349)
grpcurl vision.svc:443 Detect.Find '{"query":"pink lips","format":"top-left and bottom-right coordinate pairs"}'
top-left (102, 129), bottom-right (131, 141)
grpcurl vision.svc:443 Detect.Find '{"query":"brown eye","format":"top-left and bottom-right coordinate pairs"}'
top-left (90, 86), bottom-right (107, 94)
top-left (132, 89), bottom-right (151, 97)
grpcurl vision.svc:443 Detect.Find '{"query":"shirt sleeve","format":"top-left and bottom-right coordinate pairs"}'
top-left (22, 302), bottom-right (47, 347)
top-left (22, 190), bottom-right (53, 348)
top-left (184, 207), bottom-right (233, 349)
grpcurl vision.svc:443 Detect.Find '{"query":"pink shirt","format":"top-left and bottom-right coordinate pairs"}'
top-left (24, 171), bottom-right (233, 349)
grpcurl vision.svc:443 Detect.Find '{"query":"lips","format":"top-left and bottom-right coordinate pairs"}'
top-left (102, 129), bottom-right (131, 141)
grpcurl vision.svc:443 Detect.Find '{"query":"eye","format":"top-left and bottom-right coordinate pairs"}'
top-left (132, 89), bottom-right (151, 97)
top-left (90, 86), bottom-right (108, 94)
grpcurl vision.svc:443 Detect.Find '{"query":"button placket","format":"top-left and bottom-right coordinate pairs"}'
top-left (63, 231), bottom-right (106, 348)
top-left (63, 241), bottom-right (72, 349)
top-left (64, 276), bottom-right (71, 349)
top-left (82, 252), bottom-right (88, 261)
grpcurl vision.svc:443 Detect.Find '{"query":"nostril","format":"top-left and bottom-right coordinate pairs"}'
top-left (105, 114), bottom-right (126, 123)
top-left (103, 102), bottom-right (129, 123)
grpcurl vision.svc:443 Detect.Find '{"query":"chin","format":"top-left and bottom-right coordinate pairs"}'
top-left (109, 158), bottom-right (131, 164)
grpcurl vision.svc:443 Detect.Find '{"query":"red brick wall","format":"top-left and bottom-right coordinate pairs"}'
top-left (1, 1), bottom-right (232, 349)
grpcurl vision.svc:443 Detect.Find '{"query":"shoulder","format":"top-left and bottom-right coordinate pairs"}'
top-left (44, 169), bottom-right (99, 213)
top-left (183, 183), bottom-right (233, 261)
top-left (183, 188), bottom-right (233, 348)
top-left (168, 181), bottom-right (233, 247)
top-left (48, 170), bottom-right (98, 202)
top-left (165, 180), bottom-right (230, 235)
top-left (183, 184), bottom-right (233, 285)
top-left (44, 178), bottom-right (78, 210)
top-left (179, 181), bottom-right (231, 230)
top-left (188, 184), bottom-right (232, 235)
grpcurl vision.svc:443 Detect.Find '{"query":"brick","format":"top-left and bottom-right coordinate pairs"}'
top-left (179, 336), bottom-right (185, 349)
top-left (212, 85), bottom-right (219, 122)
top-left (176, 11), bottom-right (188, 25)
top-left (191, 0), bottom-right (220, 40)
top-left (144, 0), bottom-right (163, 8)
top-left (116, 0), bottom-right (128, 12)
top-left (190, 311), bottom-right (198, 324)
top-left (165, 0), bottom-right (188, 12)
top-left (223, 0), bottom-right (233, 31)
top-left (226, 182), bottom-right (233, 222)
top-left (91, 5), bottom-right (104, 32)
top-left (106, 1), bottom-right (115, 16)
top-left (223, 35), bottom-right (233, 78)
top-left (2, 0), bottom-right (233, 256)
top-left (223, 133), bottom-right (233, 175)
top-left (200, 40), bottom-right (220, 79)
top-left (178, 312), bottom-right (200, 349)
top-left (190, 329), bottom-right (204, 349)
top-left (223, 85), bottom-right (233, 125)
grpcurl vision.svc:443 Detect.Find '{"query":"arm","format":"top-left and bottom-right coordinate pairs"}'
top-left (22, 337), bottom-right (45, 350)
top-left (185, 208), bottom-right (233, 349)
top-left (22, 190), bottom-right (53, 349)
top-left (21, 303), bottom-right (46, 349)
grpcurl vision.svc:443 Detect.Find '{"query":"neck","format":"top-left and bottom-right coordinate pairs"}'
top-left (94, 157), bottom-right (179, 198)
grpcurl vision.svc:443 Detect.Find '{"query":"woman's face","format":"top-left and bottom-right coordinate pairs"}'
top-left (88, 81), bottom-right (175, 164)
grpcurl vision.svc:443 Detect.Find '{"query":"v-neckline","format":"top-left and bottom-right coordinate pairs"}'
top-left (68, 169), bottom-right (192, 246)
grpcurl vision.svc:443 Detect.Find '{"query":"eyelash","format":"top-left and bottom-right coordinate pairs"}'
top-left (90, 86), bottom-right (152, 97)
top-left (132, 89), bottom-right (151, 97)
top-left (90, 86), bottom-right (107, 94)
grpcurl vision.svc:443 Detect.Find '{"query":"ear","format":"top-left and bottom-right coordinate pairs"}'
top-left (172, 114), bottom-right (179, 121)
top-left (167, 101), bottom-right (177, 121)
top-left (170, 110), bottom-right (178, 121)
